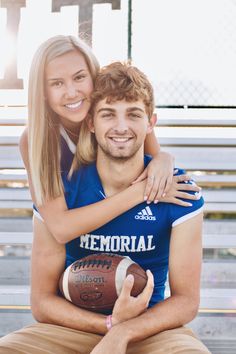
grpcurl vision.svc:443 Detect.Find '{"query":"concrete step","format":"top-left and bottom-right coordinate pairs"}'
top-left (0, 217), bottom-right (234, 239)
top-left (201, 339), bottom-right (236, 354)
top-left (1, 187), bottom-right (236, 212)
top-left (1, 254), bottom-right (236, 286)
top-left (0, 217), bottom-right (32, 232)
top-left (1, 146), bottom-right (236, 172)
top-left (1, 107), bottom-right (236, 127)
top-left (155, 108), bottom-right (236, 127)
top-left (1, 170), bottom-right (236, 188)
top-left (1, 124), bottom-right (236, 146)
top-left (1, 231), bottom-right (235, 248)
top-left (1, 285), bottom-right (235, 311)
top-left (164, 146), bottom-right (236, 171)
top-left (189, 314), bottom-right (236, 340)
top-left (0, 309), bottom-right (35, 338)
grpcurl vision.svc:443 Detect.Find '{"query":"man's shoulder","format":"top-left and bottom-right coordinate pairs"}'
top-left (69, 162), bottom-right (97, 187)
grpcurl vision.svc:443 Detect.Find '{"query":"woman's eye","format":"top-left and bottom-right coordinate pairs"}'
top-left (75, 74), bottom-right (86, 81)
top-left (51, 81), bottom-right (63, 87)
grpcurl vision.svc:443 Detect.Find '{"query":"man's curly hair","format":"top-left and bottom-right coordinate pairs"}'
top-left (90, 61), bottom-right (155, 119)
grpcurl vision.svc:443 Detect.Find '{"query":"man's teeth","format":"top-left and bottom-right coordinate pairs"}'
top-left (65, 101), bottom-right (82, 109)
top-left (111, 137), bottom-right (131, 142)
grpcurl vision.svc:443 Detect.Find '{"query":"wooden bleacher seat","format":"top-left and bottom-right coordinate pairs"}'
top-left (0, 106), bottom-right (236, 353)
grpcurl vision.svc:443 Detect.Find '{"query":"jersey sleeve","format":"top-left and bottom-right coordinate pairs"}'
top-left (170, 168), bottom-right (204, 227)
top-left (33, 204), bottom-right (44, 221)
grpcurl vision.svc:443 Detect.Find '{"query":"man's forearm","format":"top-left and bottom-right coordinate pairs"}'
top-left (110, 294), bottom-right (199, 344)
top-left (32, 293), bottom-right (107, 335)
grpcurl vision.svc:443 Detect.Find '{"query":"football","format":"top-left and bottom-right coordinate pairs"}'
top-left (59, 253), bottom-right (147, 313)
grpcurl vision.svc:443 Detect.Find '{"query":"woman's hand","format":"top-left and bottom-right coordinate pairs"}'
top-left (133, 151), bottom-right (174, 204)
top-left (159, 172), bottom-right (202, 206)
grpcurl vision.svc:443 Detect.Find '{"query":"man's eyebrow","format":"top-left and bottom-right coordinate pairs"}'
top-left (47, 69), bottom-right (85, 81)
top-left (96, 107), bottom-right (145, 114)
top-left (96, 108), bottom-right (116, 114)
top-left (126, 107), bottom-right (145, 113)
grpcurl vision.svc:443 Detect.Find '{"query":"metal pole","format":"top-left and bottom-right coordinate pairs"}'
top-left (128, 0), bottom-right (132, 61)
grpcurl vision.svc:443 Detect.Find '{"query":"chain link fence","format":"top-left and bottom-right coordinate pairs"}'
top-left (132, 0), bottom-right (236, 107)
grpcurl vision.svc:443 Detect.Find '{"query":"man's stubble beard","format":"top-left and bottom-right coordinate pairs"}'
top-left (96, 141), bottom-right (142, 164)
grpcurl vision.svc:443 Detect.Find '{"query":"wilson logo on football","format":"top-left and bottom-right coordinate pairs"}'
top-left (135, 206), bottom-right (156, 221)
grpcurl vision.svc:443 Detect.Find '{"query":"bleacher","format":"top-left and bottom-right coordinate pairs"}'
top-left (0, 106), bottom-right (236, 354)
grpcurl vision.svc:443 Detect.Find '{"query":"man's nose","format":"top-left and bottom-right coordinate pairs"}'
top-left (114, 117), bottom-right (128, 133)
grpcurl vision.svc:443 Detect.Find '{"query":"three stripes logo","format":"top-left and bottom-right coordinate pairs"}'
top-left (135, 206), bottom-right (156, 221)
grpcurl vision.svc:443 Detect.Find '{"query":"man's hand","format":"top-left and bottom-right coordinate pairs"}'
top-left (111, 269), bottom-right (154, 326)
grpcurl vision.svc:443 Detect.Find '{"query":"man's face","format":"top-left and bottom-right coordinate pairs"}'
top-left (90, 99), bottom-right (155, 161)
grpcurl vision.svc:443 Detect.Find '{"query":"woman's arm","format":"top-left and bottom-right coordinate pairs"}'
top-left (19, 128), bottom-right (145, 243)
top-left (139, 129), bottom-right (175, 202)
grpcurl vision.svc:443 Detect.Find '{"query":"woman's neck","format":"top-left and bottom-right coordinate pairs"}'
top-left (60, 117), bottom-right (81, 144)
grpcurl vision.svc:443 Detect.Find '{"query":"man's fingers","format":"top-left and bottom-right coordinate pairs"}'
top-left (138, 270), bottom-right (154, 303)
top-left (120, 274), bottom-right (134, 297)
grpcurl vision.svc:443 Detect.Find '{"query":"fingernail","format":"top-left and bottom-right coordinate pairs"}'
top-left (126, 274), bottom-right (134, 282)
top-left (187, 203), bottom-right (193, 206)
top-left (147, 200), bottom-right (151, 204)
top-left (154, 200), bottom-right (158, 204)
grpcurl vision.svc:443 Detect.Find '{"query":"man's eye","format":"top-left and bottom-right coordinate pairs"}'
top-left (129, 113), bottom-right (141, 119)
top-left (101, 113), bottom-right (114, 118)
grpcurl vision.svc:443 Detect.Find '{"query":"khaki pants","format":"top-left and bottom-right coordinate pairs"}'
top-left (0, 323), bottom-right (211, 354)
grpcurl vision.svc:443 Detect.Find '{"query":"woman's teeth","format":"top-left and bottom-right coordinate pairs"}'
top-left (65, 100), bottom-right (82, 109)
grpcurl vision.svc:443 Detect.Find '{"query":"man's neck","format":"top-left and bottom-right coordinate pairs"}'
top-left (96, 150), bottom-right (145, 197)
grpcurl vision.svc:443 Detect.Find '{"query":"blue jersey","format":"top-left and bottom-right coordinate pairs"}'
top-left (63, 155), bottom-right (204, 309)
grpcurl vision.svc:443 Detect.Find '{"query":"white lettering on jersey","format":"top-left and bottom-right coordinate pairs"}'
top-left (79, 234), bottom-right (155, 252)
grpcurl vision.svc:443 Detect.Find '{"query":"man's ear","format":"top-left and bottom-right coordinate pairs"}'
top-left (86, 113), bottom-right (95, 133)
top-left (147, 113), bottom-right (157, 134)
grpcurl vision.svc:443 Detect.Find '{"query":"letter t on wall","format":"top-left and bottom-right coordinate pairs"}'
top-left (0, 0), bottom-right (26, 89)
top-left (52, 0), bottom-right (121, 46)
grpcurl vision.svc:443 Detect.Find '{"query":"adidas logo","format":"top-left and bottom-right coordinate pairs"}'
top-left (135, 206), bottom-right (156, 221)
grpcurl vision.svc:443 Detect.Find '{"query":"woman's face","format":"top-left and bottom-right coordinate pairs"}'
top-left (45, 50), bottom-right (94, 128)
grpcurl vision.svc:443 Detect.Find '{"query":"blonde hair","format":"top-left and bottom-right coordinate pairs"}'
top-left (28, 35), bottom-right (100, 205)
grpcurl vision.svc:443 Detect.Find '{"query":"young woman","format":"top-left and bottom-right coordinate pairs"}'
top-left (20, 35), bottom-right (199, 243)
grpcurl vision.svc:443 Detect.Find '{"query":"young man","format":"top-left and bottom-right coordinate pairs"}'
top-left (0, 63), bottom-right (209, 354)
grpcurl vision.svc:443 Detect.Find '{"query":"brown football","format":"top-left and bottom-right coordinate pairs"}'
top-left (59, 253), bottom-right (147, 313)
